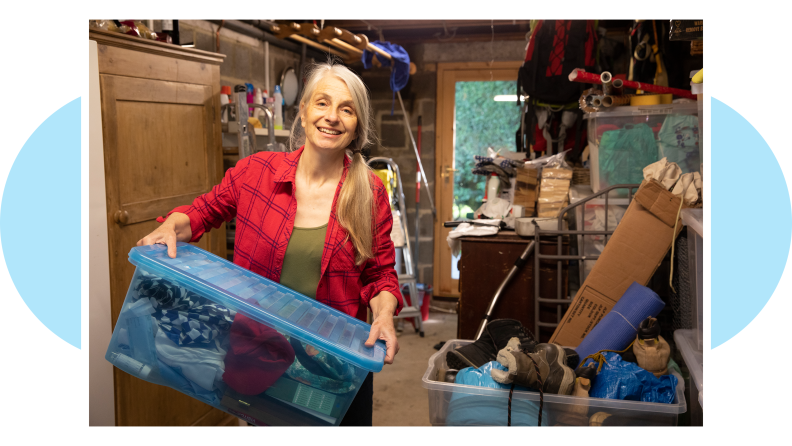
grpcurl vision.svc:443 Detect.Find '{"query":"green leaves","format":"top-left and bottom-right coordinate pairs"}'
top-left (452, 81), bottom-right (520, 219)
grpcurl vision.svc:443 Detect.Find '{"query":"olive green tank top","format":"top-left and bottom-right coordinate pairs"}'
top-left (279, 223), bottom-right (328, 299)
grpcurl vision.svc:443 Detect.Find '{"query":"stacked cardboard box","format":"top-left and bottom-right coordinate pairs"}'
top-left (537, 168), bottom-right (573, 217)
top-left (513, 167), bottom-right (538, 216)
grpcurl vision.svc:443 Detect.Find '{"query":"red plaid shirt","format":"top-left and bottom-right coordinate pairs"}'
top-left (159, 147), bottom-right (403, 321)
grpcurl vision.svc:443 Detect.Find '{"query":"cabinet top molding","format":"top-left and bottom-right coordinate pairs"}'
top-left (89, 29), bottom-right (226, 65)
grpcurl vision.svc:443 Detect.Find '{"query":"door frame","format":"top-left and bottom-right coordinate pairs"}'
top-left (433, 61), bottom-right (523, 298)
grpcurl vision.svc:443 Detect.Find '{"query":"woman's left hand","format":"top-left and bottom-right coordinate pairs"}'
top-left (366, 291), bottom-right (400, 365)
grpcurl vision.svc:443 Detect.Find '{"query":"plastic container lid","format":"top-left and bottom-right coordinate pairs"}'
top-left (221, 85), bottom-right (232, 95)
top-left (128, 243), bottom-right (388, 372)
top-left (674, 329), bottom-right (702, 407)
top-left (681, 208), bottom-right (703, 238)
top-left (586, 101), bottom-right (698, 118)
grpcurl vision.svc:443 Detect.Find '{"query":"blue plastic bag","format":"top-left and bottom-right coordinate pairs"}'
top-left (588, 352), bottom-right (677, 403)
top-left (453, 361), bottom-right (531, 392)
top-left (448, 361), bottom-right (546, 426)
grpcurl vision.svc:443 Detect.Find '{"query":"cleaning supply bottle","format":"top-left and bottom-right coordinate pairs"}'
top-left (220, 86), bottom-right (231, 123)
top-left (253, 87), bottom-right (264, 121)
top-left (245, 83), bottom-right (255, 117)
top-left (273, 85), bottom-right (283, 130)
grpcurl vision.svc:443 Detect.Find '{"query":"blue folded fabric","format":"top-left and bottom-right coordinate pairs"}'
top-left (575, 282), bottom-right (665, 367)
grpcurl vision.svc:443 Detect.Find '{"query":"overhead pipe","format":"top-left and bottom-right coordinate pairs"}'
top-left (569, 68), bottom-right (696, 100)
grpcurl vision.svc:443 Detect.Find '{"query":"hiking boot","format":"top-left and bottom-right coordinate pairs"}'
top-left (490, 341), bottom-right (575, 395)
top-left (563, 348), bottom-right (579, 370)
top-left (446, 319), bottom-right (536, 370)
top-left (633, 317), bottom-right (670, 377)
top-left (555, 365), bottom-right (595, 425)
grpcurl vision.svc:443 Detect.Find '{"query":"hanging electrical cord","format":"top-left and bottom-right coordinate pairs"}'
top-left (215, 20), bottom-right (224, 53)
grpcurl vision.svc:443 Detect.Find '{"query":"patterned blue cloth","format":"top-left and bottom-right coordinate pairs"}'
top-left (134, 272), bottom-right (236, 347)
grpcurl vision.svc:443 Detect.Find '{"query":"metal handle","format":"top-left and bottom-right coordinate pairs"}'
top-left (441, 165), bottom-right (459, 179)
top-left (114, 210), bottom-right (129, 225)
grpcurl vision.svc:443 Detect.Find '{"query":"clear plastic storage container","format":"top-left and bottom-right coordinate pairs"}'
top-left (681, 208), bottom-right (704, 350)
top-left (588, 102), bottom-right (700, 194)
top-left (105, 243), bottom-right (386, 426)
top-left (423, 340), bottom-right (686, 426)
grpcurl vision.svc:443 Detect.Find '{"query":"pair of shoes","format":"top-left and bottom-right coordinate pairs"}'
top-left (633, 317), bottom-right (670, 377)
top-left (490, 338), bottom-right (576, 395)
top-left (446, 319), bottom-right (537, 370)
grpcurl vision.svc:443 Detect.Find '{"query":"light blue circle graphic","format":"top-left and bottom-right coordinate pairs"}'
top-left (1, 98), bottom-right (81, 349)
top-left (712, 97), bottom-right (791, 348)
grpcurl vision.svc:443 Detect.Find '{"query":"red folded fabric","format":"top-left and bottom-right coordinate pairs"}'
top-left (222, 313), bottom-right (295, 395)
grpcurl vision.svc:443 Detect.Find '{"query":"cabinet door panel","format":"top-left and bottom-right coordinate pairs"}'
top-left (100, 73), bottom-right (227, 426)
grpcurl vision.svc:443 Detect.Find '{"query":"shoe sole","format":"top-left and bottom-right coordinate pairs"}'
top-left (446, 349), bottom-right (477, 370)
top-left (543, 344), bottom-right (576, 395)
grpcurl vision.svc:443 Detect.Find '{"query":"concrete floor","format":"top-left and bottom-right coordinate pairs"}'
top-left (372, 310), bottom-right (457, 426)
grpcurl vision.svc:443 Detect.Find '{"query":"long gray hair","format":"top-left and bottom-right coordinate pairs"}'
top-left (289, 62), bottom-right (377, 265)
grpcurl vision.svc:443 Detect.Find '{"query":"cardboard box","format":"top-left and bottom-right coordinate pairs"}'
top-left (549, 180), bottom-right (685, 346)
top-left (514, 167), bottom-right (538, 211)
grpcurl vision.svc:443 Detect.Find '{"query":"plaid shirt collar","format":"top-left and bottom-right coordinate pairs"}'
top-left (273, 146), bottom-right (352, 185)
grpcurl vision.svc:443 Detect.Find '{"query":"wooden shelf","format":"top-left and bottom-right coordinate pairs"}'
top-left (224, 121), bottom-right (290, 137)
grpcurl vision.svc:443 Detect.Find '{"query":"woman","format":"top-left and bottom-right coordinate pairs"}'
top-left (137, 61), bottom-right (403, 426)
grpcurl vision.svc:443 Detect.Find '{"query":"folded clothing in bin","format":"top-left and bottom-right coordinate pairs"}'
top-left (106, 243), bottom-right (387, 426)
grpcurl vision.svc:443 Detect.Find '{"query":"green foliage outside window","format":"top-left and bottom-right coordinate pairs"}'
top-left (453, 80), bottom-right (520, 219)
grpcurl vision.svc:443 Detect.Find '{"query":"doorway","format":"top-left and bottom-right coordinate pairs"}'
top-left (433, 61), bottom-right (523, 297)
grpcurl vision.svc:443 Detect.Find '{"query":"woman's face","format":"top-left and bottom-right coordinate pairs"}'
top-left (301, 75), bottom-right (358, 154)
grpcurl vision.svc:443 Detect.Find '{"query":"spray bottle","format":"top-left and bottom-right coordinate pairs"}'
top-left (273, 85), bottom-right (283, 130)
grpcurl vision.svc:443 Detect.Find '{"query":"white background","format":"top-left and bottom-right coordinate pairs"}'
top-left (0, 1), bottom-right (783, 442)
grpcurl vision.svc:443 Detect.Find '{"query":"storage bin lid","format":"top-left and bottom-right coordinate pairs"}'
top-left (681, 208), bottom-right (703, 237)
top-left (586, 101), bottom-right (698, 118)
top-left (128, 243), bottom-right (387, 372)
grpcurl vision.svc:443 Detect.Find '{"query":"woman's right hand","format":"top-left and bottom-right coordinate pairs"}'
top-left (136, 212), bottom-right (192, 259)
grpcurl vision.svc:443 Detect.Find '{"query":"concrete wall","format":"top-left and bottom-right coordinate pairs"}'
top-left (172, 20), bottom-right (528, 288)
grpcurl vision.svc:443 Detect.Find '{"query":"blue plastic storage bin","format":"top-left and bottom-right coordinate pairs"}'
top-left (106, 243), bottom-right (386, 426)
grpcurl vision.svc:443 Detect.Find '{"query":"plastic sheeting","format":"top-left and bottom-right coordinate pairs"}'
top-left (589, 352), bottom-right (678, 403)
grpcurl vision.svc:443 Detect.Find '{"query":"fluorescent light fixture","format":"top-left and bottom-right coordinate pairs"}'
top-left (493, 95), bottom-right (526, 102)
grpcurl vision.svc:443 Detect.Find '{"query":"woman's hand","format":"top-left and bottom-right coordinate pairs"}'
top-left (365, 291), bottom-right (400, 365)
top-left (136, 212), bottom-right (192, 259)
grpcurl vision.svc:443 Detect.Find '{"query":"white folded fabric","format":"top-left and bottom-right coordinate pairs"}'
top-left (446, 220), bottom-right (500, 256)
top-left (672, 172), bottom-right (702, 205)
top-left (643, 157), bottom-right (682, 190)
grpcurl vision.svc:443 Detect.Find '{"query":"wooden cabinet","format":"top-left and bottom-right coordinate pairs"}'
top-left (457, 233), bottom-right (569, 343)
top-left (90, 29), bottom-right (234, 426)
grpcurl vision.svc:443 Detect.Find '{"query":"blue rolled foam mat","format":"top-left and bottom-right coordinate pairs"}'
top-left (574, 282), bottom-right (665, 368)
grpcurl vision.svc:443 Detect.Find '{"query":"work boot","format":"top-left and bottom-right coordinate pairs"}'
top-left (563, 348), bottom-right (580, 370)
top-left (555, 364), bottom-right (596, 425)
top-left (490, 340), bottom-right (574, 395)
top-left (632, 317), bottom-right (670, 377)
top-left (446, 319), bottom-right (536, 370)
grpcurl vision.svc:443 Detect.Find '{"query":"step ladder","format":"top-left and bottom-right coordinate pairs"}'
top-left (368, 157), bottom-right (424, 337)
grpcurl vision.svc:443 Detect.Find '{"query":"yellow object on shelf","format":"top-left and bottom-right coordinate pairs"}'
top-left (692, 69), bottom-right (703, 84)
top-left (248, 117), bottom-right (262, 129)
top-left (630, 94), bottom-right (672, 106)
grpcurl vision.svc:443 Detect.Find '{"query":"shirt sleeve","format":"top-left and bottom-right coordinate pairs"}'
top-left (358, 177), bottom-right (404, 316)
top-left (156, 155), bottom-right (251, 243)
